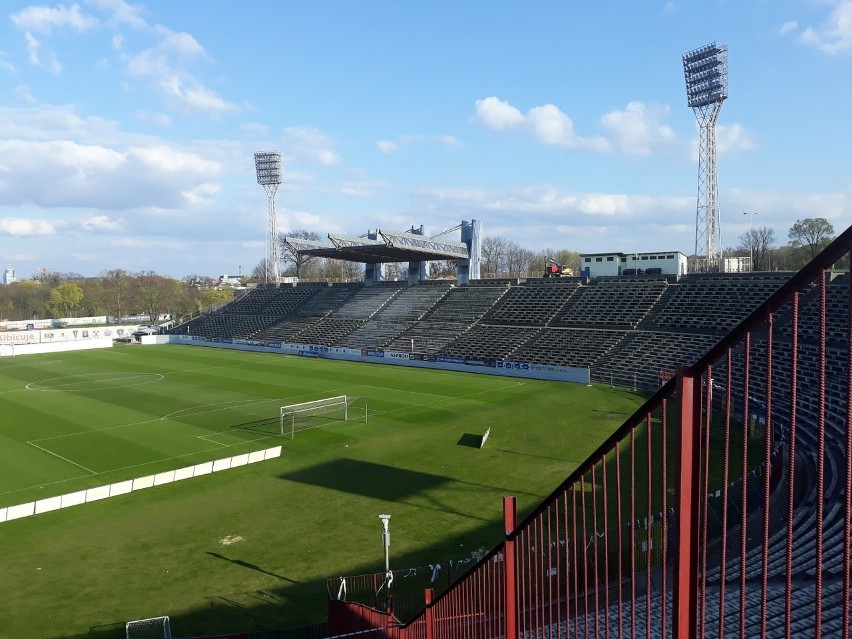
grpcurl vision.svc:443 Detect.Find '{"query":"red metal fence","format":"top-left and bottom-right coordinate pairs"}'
top-left (329, 227), bottom-right (852, 639)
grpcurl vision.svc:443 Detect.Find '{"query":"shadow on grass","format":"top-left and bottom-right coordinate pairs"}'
top-left (279, 458), bottom-right (450, 502)
top-left (206, 551), bottom-right (300, 583)
top-left (456, 433), bottom-right (483, 448)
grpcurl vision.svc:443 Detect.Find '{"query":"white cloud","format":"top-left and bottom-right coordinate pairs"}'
top-left (79, 214), bottom-right (123, 231)
top-left (0, 139), bottom-right (224, 210)
top-left (11, 3), bottom-right (98, 33)
top-left (377, 140), bottom-right (398, 153)
top-left (159, 75), bottom-right (237, 114)
top-left (122, 28), bottom-right (236, 115)
top-left (337, 179), bottom-right (390, 197)
top-left (800, 1), bottom-right (852, 53)
top-left (473, 96), bottom-right (525, 131)
top-left (600, 101), bottom-right (677, 156)
top-left (475, 97), bottom-right (611, 152)
top-left (136, 110), bottom-right (172, 127)
top-left (0, 218), bottom-right (57, 236)
top-left (282, 126), bottom-right (341, 166)
top-left (86, 0), bottom-right (148, 29)
top-left (0, 55), bottom-right (16, 73)
top-left (715, 123), bottom-right (758, 155)
top-left (24, 32), bottom-right (62, 73)
top-left (154, 26), bottom-right (206, 58)
top-left (376, 134), bottom-right (461, 154)
top-left (14, 86), bottom-right (36, 103)
top-left (112, 33), bottom-right (124, 50)
top-left (779, 21), bottom-right (798, 35)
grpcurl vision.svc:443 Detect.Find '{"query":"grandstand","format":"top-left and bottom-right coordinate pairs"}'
top-left (165, 248), bottom-right (852, 638)
top-left (174, 272), bottom-right (793, 386)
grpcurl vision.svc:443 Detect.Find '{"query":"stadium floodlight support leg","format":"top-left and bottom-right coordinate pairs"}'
top-left (673, 368), bottom-right (701, 639)
top-left (503, 496), bottom-right (518, 639)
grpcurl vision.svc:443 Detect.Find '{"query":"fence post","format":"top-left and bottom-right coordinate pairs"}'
top-left (673, 368), bottom-right (701, 639)
top-left (503, 496), bottom-right (518, 639)
top-left (424, 588), bottom-right (434, 639)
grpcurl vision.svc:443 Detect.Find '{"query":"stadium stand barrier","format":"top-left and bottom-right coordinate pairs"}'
top-left (326, 225), bottom-right (852, 639)
top-left (0, 446), bottom-right (281, 524)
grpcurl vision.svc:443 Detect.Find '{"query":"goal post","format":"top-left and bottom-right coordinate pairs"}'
top-left (279, 395), bottom-right (368, 439)
top-left (125, 615), bottom-right (171, 639)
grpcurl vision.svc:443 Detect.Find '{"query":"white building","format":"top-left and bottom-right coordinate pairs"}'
top-left (3, 266), bottom-right (15, 285)
top-left (579, 251), bottom-right (688, 278)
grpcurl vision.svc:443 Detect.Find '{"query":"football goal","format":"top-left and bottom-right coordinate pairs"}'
top-left (125, 615), bottom-right (171, 639)
top-left (0, 344), bottom-right (14, 357)
top-left (279, 395), bottom-right (367, 439)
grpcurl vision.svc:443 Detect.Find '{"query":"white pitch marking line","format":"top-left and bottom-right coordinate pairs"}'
top-left (26, 441), bottom-right (97, 475)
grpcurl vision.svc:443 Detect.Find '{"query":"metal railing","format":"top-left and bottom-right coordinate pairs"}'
top-left (328, 225), bottom-right (852, 639)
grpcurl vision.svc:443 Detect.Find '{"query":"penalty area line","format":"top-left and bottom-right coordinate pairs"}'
top-left (26, 441), bottom-right (97, 475)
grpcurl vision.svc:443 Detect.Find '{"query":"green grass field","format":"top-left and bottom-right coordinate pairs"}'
top-left (0, 345), bottom-right (646, 639)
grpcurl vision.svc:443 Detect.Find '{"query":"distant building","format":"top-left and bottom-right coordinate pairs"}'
top-left (3, 266), bottom-right (15, 285)
top-left (579, 251), bottom-right (688, 278)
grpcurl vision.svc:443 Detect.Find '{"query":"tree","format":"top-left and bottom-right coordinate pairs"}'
top-left (429, 260), bottom-right (458, 279)
top-left (47, 282), bottom-right (84, 318)
top-left (738, 225), bottom-right (776, 271)
top-left (789, 218), bottom-right (834, 261)
top-left (198, 288), bottom-right (233, 313)
top-left (135, 273), bottom-right (181, 323)
top-left (280, 229), bottom-right (322, 278)
top-left (481, 236), bottom-right (509, 276)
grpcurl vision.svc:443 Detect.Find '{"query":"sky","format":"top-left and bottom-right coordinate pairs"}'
top-left (0, 0), bottom-right (850, 280)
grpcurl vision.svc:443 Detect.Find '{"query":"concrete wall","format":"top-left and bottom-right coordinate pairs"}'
top-left (0, 446), bottom-right (282, 524)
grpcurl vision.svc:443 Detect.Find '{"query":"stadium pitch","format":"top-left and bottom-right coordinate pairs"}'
top-left (0, 345), bottom-right (646, 638)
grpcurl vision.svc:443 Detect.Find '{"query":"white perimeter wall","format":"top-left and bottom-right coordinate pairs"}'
top-left (0, 446), bottom-right (282, 524)
top-left (2, 337), bottom-right (113, 357)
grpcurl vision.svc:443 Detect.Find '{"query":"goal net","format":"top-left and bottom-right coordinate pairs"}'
top-left (125, 615), bottom-right (171, 639)
top-left (279, 395), bottom-right (367, 439)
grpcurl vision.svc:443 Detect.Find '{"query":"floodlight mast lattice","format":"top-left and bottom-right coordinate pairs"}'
top-left (254, 151), bottom-right (283, 286)
top-left (683, 42), bottom-right (728, 272)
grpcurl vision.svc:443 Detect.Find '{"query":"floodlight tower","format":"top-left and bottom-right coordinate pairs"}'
top-left (682, 42), bottom-right (728, 272)
top-left (254, 151), bottom-right (283, 286)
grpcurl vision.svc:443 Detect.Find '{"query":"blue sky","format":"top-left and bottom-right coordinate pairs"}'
top-left (0, 0), bottom-right (850, 279)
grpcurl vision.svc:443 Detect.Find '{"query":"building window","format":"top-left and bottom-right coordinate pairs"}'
top-left (595, 257), bottom-right (603, 262)
top-left (620, 257), bottom-right (627, 262)
top-left (650, 256), bottom-right (657, 260)
top-left (641, 256), bottom-right (648, 260)
top-left (606, 256), bottom-right (614, 262)
top-left (667, 255), bottom-right (675, 259)
top-left (585, 257), bottom-right (591, 263)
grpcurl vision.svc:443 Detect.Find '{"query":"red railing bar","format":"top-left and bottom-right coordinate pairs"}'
top-left (673, 369), bottom-right (701, 639)
top-left (700, 368), bottom-right (712, 639)
top-left (816, 270), bottom-right (827, 639)
top-left (844, 256), bottom-right (852, 639)
top-left (581, 473), bottom-right (589, 639)
top-left (630, 428), bottom-right (636, 639)
top-left (601, 455), bottom-right (611, 639)
top-left (661, 398), bottom-right (669, 638)
top-left (646, 412), bottom-right (653, 639)
top-left (784, 292), bottom-right (799, 639)
top-left (718, 348), bottom-right (733, 639)
top-left (616, 439), bottom-right (623, 639)
top-left (591, 464), bottom-right (600, 639)
top-left (760, 314), bottom-right (774, 639)
top-left (740, 333), bottom-right (751, 639)
top-left (504, 496), bottom-right (518, 639)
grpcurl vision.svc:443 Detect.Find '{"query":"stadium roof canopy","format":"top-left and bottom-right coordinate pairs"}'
top-left (283, 230), bottom-right (470, 264)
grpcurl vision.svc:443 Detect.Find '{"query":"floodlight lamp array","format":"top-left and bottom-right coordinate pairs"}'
top-left (254, 151), bottom-right (282, 186)
top-left (683, 42), bottom-right (728, 108)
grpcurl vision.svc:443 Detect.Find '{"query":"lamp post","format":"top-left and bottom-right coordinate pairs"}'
top-left (743, 211), bottom-right (757, 271)
top-left (379, 514), bottom-right (391, 574)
